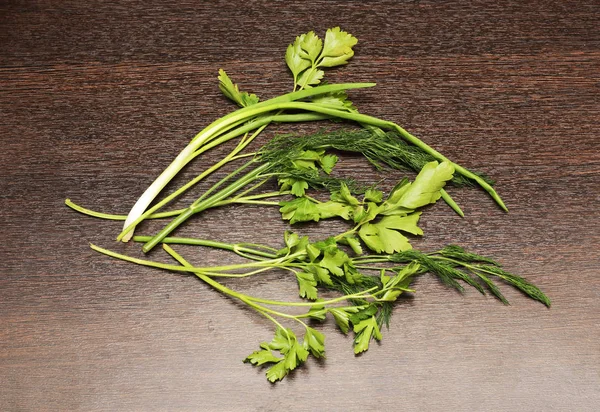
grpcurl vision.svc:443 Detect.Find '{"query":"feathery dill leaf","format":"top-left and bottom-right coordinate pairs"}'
top-left (438, 244), bottom-right (499, 265)
top-left (260, 129), bottom-right (495, 187)
top-left (473, 265), bottom-right (551, 307)
top-left (387, 247), bottom-right (550, 307)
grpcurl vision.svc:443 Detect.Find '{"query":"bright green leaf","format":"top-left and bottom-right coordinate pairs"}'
top-left (291, 180), bottom-right (309, 196)
top-left (364, 188), bottom-right (383, 203)
top-left (297, 68), bottom-right (325, 88)
top-left (319, 248), bottom-right (350, 277)
top-left (296, 272), bottom-right (318, 300)
top-left (394, 161), bottom-right (455, 210)
top-left (315, 201), bottom-right (353, 221)
top-left (319, 154), bottom-right (338, 174)
top-left (319, 27), bottom-right (358, 67)
top-left (299, 31), bottom-right (323, 63)
top-left (311, 91), bottom-right (356, 110)
top-left (279, 197), bottom-right (321, 224)
top-left (244, 348), bottom-right (282, 366)
top-left (303, 327), bottom-right (326, 358)
top-left (353, 316), bottom-right (382, 354)
top-left (330, 183), bottom-right (359, 206)
top-left (358, 213), bottom-right (423, 254)
top-left (307, 305), bottom-right (327, 321)
top-left (340, 235), bottom-right (363, 255)
top-left (217, 69), bottom-right (259, 107)
top-left (330, 306), bottom-right (363, 334)
top-left (266, 360), bottom-right (288, 383)
top-left (286, 35), bottom-right (311, 80)
top-left (306, 264), bottom-right (332, 286)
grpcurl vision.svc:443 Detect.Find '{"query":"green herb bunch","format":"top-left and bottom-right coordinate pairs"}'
top-left (66, 28), bottom-right (549, 382)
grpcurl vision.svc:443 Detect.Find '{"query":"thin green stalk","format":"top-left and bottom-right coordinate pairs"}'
top-left (133, 235), bottom-right (277, 258)
top-left (440, 189), bottom-right (465, 217)
top-left (163, 244), bottom-right (289, 328)
top-left (91, 243), bottom-right (301, 277)
top-left (163, 243), bottom-right (378, 309)
top-left (65, 199), bottom-right (186, 221)
top-left (142, 162), bottom-right (271, 252)
top-left (190, 160), bottom-right (257, 208)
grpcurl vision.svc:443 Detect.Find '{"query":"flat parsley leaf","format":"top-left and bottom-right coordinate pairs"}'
top-left (388, 161), bottom-right (454, 210)
top-left (299, 31), bottom-right (323, 63)
top-left (303, 327), bottom-right (325, 358)
top-left (217, 69), bottom-right (259, 107)
top-left (246, 328), bottom-right (309, 383)
top-left (353, 316), bottom-right (382, 354)
top-left (297, 68), bottom-right (325, 88)
top-left (319, 154), bottom-right (338, 174)
top-left (358, 212), bottom-right (423, 254)
top-left (330, 182), bottom-right (360, 207)
top-left (320, 27), bottom-right (358, 67)
top-left (296, 272), bottom-right (318, 300)
top-left (329, 306), bottom-right (363, 334)
top-left (286, 34), bottom-right (311, 81)
top-left (279, 197), bottom-right (321, 224)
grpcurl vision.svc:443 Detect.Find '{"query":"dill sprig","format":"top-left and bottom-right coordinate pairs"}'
top-left (261, 128), bottom-right (495, 187)
top-left (387, 246), bottom-right (551, 307)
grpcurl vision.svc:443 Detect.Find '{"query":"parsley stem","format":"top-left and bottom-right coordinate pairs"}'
top-left (65, 199), bottom-right (186, 221)
top-left (163, 244), bottom-right (290, 328)
top-left (133, 235), bottom-right (277, 258)
top-left (91, 243), bottom-right (300, 277)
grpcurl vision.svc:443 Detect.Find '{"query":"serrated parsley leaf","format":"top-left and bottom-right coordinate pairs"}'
top-left (364, 188), bottom-right (383, 203)
top-left (297, 68), bottom-right (325, 88)
top-left (244, 347), bottom-right (282, 366)
top-left (329, 306), bottom-right (363, 334)
top-left (279, 197), bottom-right (321, 224)
top-left (319, 27), bottom-right (358, 67)
top-left (296, 272), bottom-right (318, 300)
top-left (353, 316), bottom-right (382, 354)
top-left (217, 69), bottom-right (259, 107)
top-left (314, 200), bottom-right (352, 221)
top-left (339, 235), bottom-right (363, 255)
top-left (319, 154), bottom-right (338, 174)
top-left (306, 263), bottom-right (332, 285)
top-left (358, 213), bottom-right (423, 254)
top-left (299, 31), bottom-right (323, 63)
top-left (311, 91), bottom-right (356, 111)
top-left (265, 361), bottom-right (288, 383)
top-left (249, 328), bottom-right (310, 383)
top-left (303, 327), bottom-right (326, 358)
top-left (307, 305), bottom-right (327, 321)
top-left (319, 248), bottom-right (350, 277)
top-left (286, 34), bottom-right (312, 81)
top-left (392, 161), bottom-right (454, 210)
top-left (291, 180), bottom-right (309, 196)
top-left (330, 182), bottom-right (360, 206)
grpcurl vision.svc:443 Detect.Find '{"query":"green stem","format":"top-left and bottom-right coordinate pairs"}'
top-left (133, 235), bottom-right (277, 258)
top-left (440, 189), bottom-right (465, 217)
top-left (65, 199), bottom-right (186, 221)
top-left (91, 243), bottom-right (296, 277)
top-left (142, 162), bottom-right (271, 252)
top-left (163, 244), bottom-right (289, 328)
top-left (162, 244), bottom-right (378, 308)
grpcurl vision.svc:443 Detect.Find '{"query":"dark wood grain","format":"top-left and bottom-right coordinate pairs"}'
top-left (1, 1), bottom-right (599, 410)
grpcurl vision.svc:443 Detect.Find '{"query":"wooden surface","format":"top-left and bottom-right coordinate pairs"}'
top-left (1, 1), bottom-right (599, 410)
